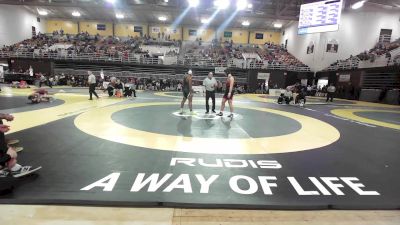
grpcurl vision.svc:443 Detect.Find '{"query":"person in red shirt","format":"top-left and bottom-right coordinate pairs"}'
top-left (28, 89), bottom-right (52, 103)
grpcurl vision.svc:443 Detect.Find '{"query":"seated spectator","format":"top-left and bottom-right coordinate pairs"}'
top-left (284, 88), bottom-right (294, 104)
top-left (124, 80), bottom-right (137, 98)
top-left (277, 93), bottom-right (285, 104)
top-left (295, 89), bottom-right (307, 106)
top-left (114, 79), bottom-right (124, 97)
top-left (106, 83), bottom-right (114, 97)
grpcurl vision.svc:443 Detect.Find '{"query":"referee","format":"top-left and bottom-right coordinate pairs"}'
top-left (203, 72), bottom-right (217, 114)
top-left (88, 71), bottom-right (99, 100)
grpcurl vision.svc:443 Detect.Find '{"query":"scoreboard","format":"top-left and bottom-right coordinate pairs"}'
top-left (298, 0), bottom-right (343, 35)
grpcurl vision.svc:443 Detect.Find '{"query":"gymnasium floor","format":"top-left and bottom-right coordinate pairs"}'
top-left (0, 86), bottom-right (399, 210)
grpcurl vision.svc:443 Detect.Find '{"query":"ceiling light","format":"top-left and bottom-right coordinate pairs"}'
top-left (247, 3), bottom-right (253, 8)
top-left (37, 9), bottom-right (48, 16)
top-left (164, 0), bottom-right (169, 2)
top-left (188, 0), bottom-right (199, 7)
top-left (106, 0), bottom-right (116, 4)
top-left (351, 0), bottom-right (366, 9)
top-left (158, 16), bottom-right (167, 21)
top-left (201, 18), bottom-right (210, 24)
top-left (214, 0), bottom-right (230, 10)
top-left (72, 11), bottom-right (81, 17)
top-left (237, 0), bottom-right (247, 10)
top-left (274, 23), bottom-right (282, 28)
top-left (116, 13), bottom-right (124, 19)
top-left (242, 21), bottom-right (250, 26)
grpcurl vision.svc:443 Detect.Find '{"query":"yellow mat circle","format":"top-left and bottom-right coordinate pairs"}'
top-left (74, 102), bottom-right (340, 154)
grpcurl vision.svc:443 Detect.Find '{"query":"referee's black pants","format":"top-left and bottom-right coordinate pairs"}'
top-left (205, 90), bottom-right (215, 112)
top-left (89, 83), bottom-right (99, 100)
top-left (326, 92), bottom-right (334, 102)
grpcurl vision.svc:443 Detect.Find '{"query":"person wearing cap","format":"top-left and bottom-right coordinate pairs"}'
top-left (203, 72), bottom-right (217, 113)
top-left (180, 70), bottom-right (194, 114)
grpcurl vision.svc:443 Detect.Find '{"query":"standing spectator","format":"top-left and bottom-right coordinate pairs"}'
top-left (326, 84), bottom-right (336, 102)
top-left (39, 74), bottom-right (46, 87)
top-left (48, 76), bottom-right (53, 88)
top-left (88, 71), bottom-right (99, 100)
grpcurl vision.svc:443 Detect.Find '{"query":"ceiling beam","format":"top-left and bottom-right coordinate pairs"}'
top-left (0, 0), bottom-right (299, 21)
top-left (277, 0), bottom-right (299, 16)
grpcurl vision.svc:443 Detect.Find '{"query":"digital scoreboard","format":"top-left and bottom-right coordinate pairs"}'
top-left (298, 0), bottom-right (343, 35)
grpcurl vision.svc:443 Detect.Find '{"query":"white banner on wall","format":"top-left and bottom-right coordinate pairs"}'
top-left (339, 74), bottom-right (350, 82)
top-left (151, 27), bottom-right (161, 33)
top-left (166, 28), bottom-right (177, 34)
top-left (257, 72), bottom-right (270, 80)
top-left (215, 67), bottom-right (227, 74)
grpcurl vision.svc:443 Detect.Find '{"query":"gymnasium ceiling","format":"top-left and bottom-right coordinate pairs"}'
top-left (0, 0), bottom-right (399, 30)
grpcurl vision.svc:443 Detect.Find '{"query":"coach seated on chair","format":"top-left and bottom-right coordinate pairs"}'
top-left (295, 88), bottom-right (307, 105)
top-left (115, 80), bottom-right (124, 97)
top-left (107, 83), bottom-right (114, 97)
top-left (284, 89), bottom-right (293, 104)
top-left (124, 79), bottom-right (136, 98)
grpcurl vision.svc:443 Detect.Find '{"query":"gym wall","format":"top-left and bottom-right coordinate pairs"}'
top-left (281, 5), bottom-right (400, 72)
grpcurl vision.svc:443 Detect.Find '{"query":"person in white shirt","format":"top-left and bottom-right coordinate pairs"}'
top-left (88, 71), bottom-right (99, 100)
top-left (326, 84), bottom-right (336, 102)
top-left (203, 72), bottom-right (217, 113)
top-left (29, 66), bottom-right (33, 77)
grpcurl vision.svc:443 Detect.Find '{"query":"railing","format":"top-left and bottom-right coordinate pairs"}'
top-left (53, 68), bottom-right (249, 85)
top-left (324, 47), bottom-right (400, 71)
top-left (358, 56), bottom-right (389, 69)
top-left (325, 58), bottom-right (360, 71)
top-left (0, 51), bottom-right (311, 71)
top-left (180, 58), bottom-right (228, 67)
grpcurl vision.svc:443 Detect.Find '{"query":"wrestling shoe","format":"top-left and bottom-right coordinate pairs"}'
top-left (205, 111), bottom-right (209, 114)
top-left (9, 146), bottom-right (24, 152)
top-left (11, 166), bottom-right (42, 178)
top-left (12, 147), bottom-right (23, 153)
top-left (7, 139), bottom-right (19, 145)
top-left (0, 169), bottom-right (9, 178)
top-left (216, 112), bottom-right (223, 116)
top-left (228, 114), bottom-right (234, 118)
top-left (212, 110), bottom-right (216, 113)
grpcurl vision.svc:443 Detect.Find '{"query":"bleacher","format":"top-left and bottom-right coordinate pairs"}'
top-left (324, 38), bottom-right (400, 71)
top-left (0, 33), bottom-right (311, 72)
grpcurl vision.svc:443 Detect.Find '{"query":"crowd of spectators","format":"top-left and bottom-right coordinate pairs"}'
top-left (182, 39), bottom-right (309, 69)
top-left (1, 31), bottom-right (310, 69)
top-left (326, 38), bottom-right (400, 70)
top-left (0, 30), bottom-right (181, 60)
top-left (357, 39), bottom-right (400, 62)
top-left (259, 42), bottom-right (308, 67)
